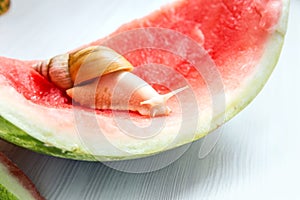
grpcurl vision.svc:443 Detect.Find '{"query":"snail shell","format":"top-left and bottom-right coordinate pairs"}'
top-left (33, 46), bottom-right (134, 89)
top-left (33, 46), bottom-right (187, 117)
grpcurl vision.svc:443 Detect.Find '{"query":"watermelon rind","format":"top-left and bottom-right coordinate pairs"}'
top-left (0, 184), bottom-right (19, 200)
top-left (0, 153), bottom-right (43, 200)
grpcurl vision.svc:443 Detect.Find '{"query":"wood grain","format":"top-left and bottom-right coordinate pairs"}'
top-left (0, 0), bottom-right (299, 199)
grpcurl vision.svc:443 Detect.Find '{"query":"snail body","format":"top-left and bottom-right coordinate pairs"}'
top-left (33, 46), bottom-right (187, 117)
top-left (67, 71), bottom-right (187, 117)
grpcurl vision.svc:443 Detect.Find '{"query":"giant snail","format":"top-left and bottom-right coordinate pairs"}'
top-left (33, 46), bottom-right (188, 117)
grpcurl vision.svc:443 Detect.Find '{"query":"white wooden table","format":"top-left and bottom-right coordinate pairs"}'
top-left (0, 0), bottom-right (299, 199)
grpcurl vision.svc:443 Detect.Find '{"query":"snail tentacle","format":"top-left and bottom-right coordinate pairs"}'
top-left (140, 86), bottom-right (188, 107)
top-left (140, 86), bottom-right (189, 117)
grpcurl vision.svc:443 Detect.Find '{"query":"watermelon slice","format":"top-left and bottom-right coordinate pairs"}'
top-left (0, 0), bottom-right (289, 161)
top-left (0, 152), bottom-right (44, 200)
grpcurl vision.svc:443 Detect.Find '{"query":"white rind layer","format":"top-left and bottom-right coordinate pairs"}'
top-left (0, 159), bottom-right (37, 200)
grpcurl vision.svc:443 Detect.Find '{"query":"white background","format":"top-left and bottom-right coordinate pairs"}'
top-left (0, 0), bottom-right (299, 199)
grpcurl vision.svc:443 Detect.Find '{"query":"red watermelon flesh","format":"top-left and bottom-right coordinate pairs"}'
top-left (0, 0), bottom-right (282, 106)
top-left (0, 0), bottom-right (286, 159)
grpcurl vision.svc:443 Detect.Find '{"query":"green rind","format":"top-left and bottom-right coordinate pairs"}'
top-left (0, 0), bottom-right (290, 161)
top-left (0, 116), bottom-right (96, 161)
top-left (0, 183), bottom-right (18, 200)
top-left (0, 116), bottom-right (170, 161)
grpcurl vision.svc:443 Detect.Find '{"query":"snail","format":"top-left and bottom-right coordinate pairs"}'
top-left (33, 46), bottom-right (187, 117)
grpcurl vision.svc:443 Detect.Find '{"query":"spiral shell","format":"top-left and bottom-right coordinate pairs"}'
top-left (33, 46), bottom-right (134, 89)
